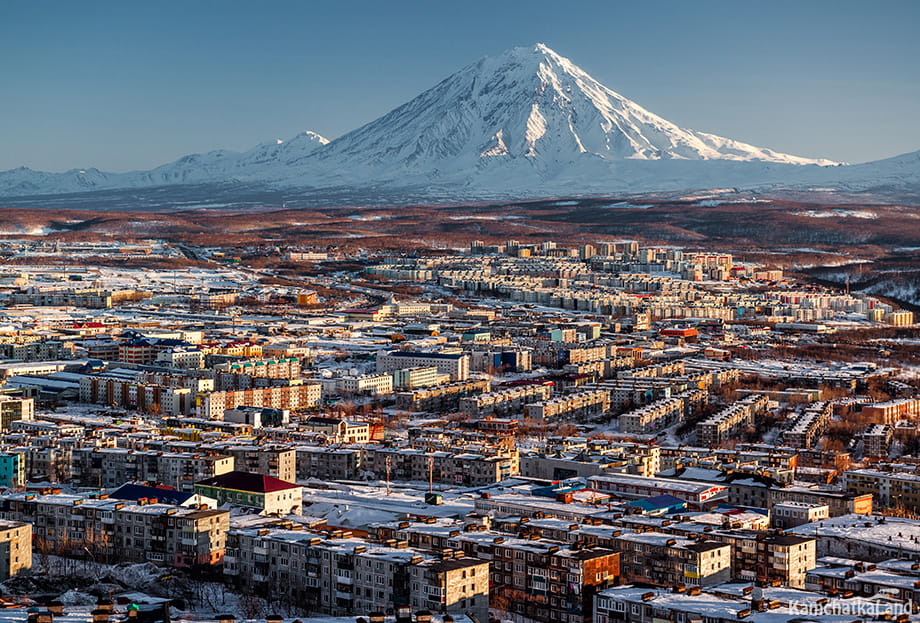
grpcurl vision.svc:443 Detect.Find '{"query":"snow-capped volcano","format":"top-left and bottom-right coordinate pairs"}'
top-left (310, 43), bottom-right (836, 176)
top-left (3, 43), bottom-right (916, 206)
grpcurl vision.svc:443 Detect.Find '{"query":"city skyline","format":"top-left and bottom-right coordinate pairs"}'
top-left (2, 0), bottom-right (919, 172)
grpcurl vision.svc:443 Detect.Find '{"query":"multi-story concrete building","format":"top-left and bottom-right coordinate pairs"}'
top-left (295, 446), bottom-right (361, 481)
top-left (0, 520), bottom-right (31, 579)
top-left (392, 366), bottom-right (441, 390)
top-left (524, 389), bottom-right (610, 421)
top-left (708, 531), bottom-right (816, 588)
top-left (395, 380), bottom-right (490, 412)
top-left (225, 529), bottom-right (433, 615)
top-left (782, 402), bottom-right (831, 448)
top-left (377, 351), bottom-right (471, 382)
top-left (0, 493), bottom-right (228, 567)
top-left (459, 385), bottom-right (552, 418)
top-left (337, 373), bottom-right (394, 396)
top-left (0, 453), bottom-right (25, 489)
top-left (409, 556), bottom-right (490, 622)
top-left (843, 468), bottom-right (920, 512)
top-left (70, 447), bottom-right (234, 490)
top-left (767, 485), bottom-right (873, 517)
top-left (221, 446), bottom-right (296, 482)
top-left (613, 532), bottom-right (731, 586)
top-left (862, 424), bottom-right (893, 458)
top-left (696, 394), bottom-right (768, 447)
top-left (79, 375), bottom-right (194, 415)
top-left (618, 396), bottom-right (685, 435)
top-left (0, 396), bottom-right (34, 431)
top-left (771, 501), bottom-right (829, 529)
top-left (198, 382), bottom-right (322, 420)
top-left (860, 398), bottom-right (920, 424)
top-left (301, 417), bottom-right (371, 444)
top-left (359, 447), bottom-right (518, 487)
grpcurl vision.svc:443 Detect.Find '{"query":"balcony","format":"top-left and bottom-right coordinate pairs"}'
top-left (336, 575), bottom-right (353, 585)
top-left (180, 537), bottom-right (198, 546)
top-left (253, 546), bottom-right (269, 556)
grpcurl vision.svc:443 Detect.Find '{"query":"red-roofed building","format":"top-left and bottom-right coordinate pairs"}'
top-left (193, 470), bottom-right (303, 516)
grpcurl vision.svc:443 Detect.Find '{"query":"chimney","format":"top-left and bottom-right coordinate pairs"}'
top-left (47, 603), bottom-right (64, 616)
top-left (416, 612), bottom-right (433, 623)
top-left (91, 610), bottom-right (110, 623)
top-left (96, 599), bottom-right (114, 613)
top-left (267, 616), bottom-right (283, 623)
top-left (369, 613), bottom-right (386, 623)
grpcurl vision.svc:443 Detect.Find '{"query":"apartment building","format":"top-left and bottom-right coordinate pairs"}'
top-left (767, 485), bottom-right (873, 517)
top-left (198, 382), bottom-right (322, 420)
top-left (301, 417), bottom-right (371, 444)
top-left (782, 402), bottom-right (831, 448)
top-left (79, 375), bottom-right (194, 415)
top-left (459, 385), bottom-right (552, 418)
top-left (215, 357), bottom-right (302, 379)
top-left (359, 447), bottom-right (518, 487)
top-left (0, 520), bottom-right (31, 579)
top-left (377, 351), bottom-right (471, 382)
top-left (0, 493), bottom-right (228, 567)
top-left (70, 447), bottom-right (234, 490)
top-left (594, 586), bottom-right (763, 623)
top-left (696, 394), bottom-right (769, 448)
top-left (221, 446), bottom-right (296, 482)
top-left (772, 501), bottom-right (829, 529)
top-left (843, 468), bottom-right (920, 511)
top-left (860, 398), bottom-right (920, 424)
top-left (707, 531), bottom-right (816, 588)
top-left (11, 288), bottom-right (142, 309)
top-left (337, 373), bottom-right (394, 396)
top-left (225, 529), bottom-right (434, 615)
top-left (618, 397), bottom-right (684, 435)
top-left (862, 424), bottom-right (893, 458)
top-left (295, 446), bottom-right (361, 481)
top-left (614, 532), bottom-right (731, 587)
top-left (0, 396), bottom-right (34, 431)
top-left (392, 366), bottom-right (441, 390)
top-left (0, 453), bottom-right (25, 488)
top-left (395, 380), bottom-right (490, 412)
top-left (524, 389), bottom-right (611, 421)
top-left (0, 339), bottom-right (73, 361)
top-left (409, 556), bottom-right (491, 622)
top-left (441, 531), bottom-right (619, 623)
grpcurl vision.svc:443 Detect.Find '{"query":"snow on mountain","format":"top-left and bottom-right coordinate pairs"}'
top-left (0, 43), bottom-right (915, 203)
top-left (0, 130), bottom-right (329, 196)
top-left (307, 43), bottom-right (835, 177)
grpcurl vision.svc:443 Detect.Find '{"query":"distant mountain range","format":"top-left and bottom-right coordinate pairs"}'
top-left (2, 43), bottom-right (919, 207)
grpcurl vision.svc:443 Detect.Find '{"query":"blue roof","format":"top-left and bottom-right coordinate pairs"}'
top-left (109, 483), bottom-right (195, 506)
top-left (626, 494), bottom-right (687, 512)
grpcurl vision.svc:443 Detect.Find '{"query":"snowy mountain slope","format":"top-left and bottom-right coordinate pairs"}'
top-left (0, 43), bottom-right (917, 203)
top-left (302, 43), bottom-right (835, 181)
top-left (0, 130), bottom-right (329, 196)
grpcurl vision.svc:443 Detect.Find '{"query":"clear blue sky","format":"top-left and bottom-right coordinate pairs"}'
top-left (2, 0), bottom-right (919, 172)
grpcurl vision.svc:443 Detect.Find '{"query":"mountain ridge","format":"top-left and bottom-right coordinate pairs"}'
top-left (0, 43), bottom-right (916, 204)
